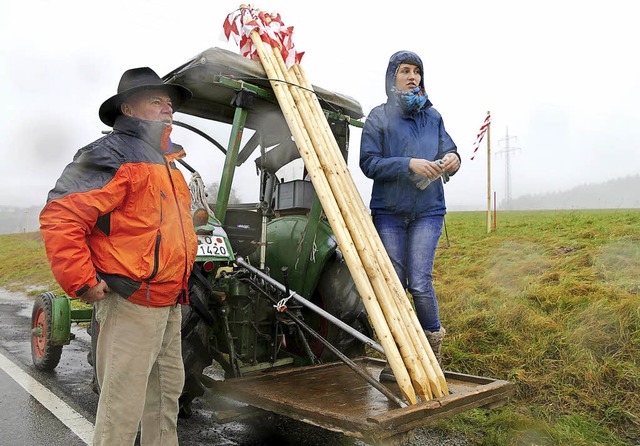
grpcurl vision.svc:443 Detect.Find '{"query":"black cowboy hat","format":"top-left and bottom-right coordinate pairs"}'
top-left (98, 67), bottom-right (192, 127)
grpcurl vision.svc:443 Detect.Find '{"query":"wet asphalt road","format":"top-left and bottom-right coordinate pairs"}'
top-left (0, 289), bottom-right (468, 446)
top-left (0, 365), bottom-right (86, 446)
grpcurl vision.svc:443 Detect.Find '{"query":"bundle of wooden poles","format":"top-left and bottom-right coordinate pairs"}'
top-left (225, 5), bottom-right (448, 404)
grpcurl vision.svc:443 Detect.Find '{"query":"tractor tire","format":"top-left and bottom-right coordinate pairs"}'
top-left (88, 307), bottom-right (100, 395)
top-left (309, 254), bottom-right (373, 361)
top-left (179, 281), bottom-right (215, 419)
top-left (31, 292), bottom-right (63, 371)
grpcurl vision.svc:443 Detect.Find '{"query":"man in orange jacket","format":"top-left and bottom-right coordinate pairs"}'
top-left (40, 67), bottom-right (198, 445)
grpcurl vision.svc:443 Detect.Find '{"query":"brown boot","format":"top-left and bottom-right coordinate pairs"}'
top-left (425, 327), bottom-right (446, 369)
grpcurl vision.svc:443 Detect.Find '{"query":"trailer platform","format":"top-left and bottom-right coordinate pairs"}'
top-left (208, 357), bottom-right (515, 444)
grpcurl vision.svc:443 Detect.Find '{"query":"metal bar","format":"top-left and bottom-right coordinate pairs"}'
top-left (236, 257), bottom-right (384, 355)
top-left (173, 120), bottom-right (227, 155)
top-left (324, 110), bottom-right (364, 128)
top-left (236, 131), bottom-right (260, 166)
top-left (295, 324), bottom-right (321, 365)
top-left (215, 104), bottom-right (248, 223)
top-left (215, 75), bottom-right (277, 102)
top-left (175, 158), bottom-right (196, 173)
top-left (219, 306), bottom-right (242, 377)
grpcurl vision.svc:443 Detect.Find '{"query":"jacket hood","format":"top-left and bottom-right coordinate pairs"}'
top-left (385, 50), bottom-right (425, 99)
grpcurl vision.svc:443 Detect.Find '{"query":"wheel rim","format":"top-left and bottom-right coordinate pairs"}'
top-left (32, 308), bottom-right (46, 358)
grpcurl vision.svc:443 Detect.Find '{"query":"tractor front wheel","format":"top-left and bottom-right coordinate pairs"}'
top-left (31, 292), bottom-right (63, 371)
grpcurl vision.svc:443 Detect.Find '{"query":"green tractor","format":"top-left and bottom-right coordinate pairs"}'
top-left (31, 46), bottom-right (373, 415)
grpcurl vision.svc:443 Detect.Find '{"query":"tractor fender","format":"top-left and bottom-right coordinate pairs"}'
top-left (49, 293), bottom-right (72, 345)
top-left (258, 215), bottom-right (338, 298)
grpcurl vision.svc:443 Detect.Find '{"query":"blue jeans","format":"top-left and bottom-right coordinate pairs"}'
top-left (373, 214), bottom-right (444, 332)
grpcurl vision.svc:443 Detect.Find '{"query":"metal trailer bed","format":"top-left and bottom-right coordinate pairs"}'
top-left (209, 357), bottom-right (515, 444)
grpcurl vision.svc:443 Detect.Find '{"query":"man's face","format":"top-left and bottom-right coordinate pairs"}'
top-left (122, 89), bottom-right (174, 124)
top-left (394, 63), bottom-right (421, 93)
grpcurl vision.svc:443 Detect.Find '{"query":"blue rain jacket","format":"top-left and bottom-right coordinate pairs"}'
top-left (360, 50), bottom-right (458, 217)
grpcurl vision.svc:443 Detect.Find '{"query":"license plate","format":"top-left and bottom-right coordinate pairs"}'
top-left (197, 235), bottom-right (231, 258)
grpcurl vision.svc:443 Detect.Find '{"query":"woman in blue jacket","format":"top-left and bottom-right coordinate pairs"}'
top-left (360, 50), bottom-right (461, 380)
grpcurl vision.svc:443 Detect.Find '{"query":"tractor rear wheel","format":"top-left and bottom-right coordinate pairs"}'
top-left (179, 280), bottom-right (215, 418)
top-left (31, 292), bottom-right (63, 371)
top-left (308, 254), bottom-right (372, 361)
top-left (88, 308), bottom-right (100, 394)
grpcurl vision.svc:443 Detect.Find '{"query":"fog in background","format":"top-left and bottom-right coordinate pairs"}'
top-left (2, 0), bottom-right (639, 212)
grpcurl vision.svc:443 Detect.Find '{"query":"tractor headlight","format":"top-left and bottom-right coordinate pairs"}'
top-left (192, 208), bottom-right (209, 228)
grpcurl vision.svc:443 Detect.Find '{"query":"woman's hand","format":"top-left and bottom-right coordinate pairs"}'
top-left (409, 158), bottom-right (445, 180)
top-left (442, 153), bottom-right (461, 174)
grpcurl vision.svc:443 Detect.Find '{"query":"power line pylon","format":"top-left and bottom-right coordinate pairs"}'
top-left (495, 127), bottom-right (521, 209)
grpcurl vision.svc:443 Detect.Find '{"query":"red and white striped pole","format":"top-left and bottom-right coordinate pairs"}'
top-left (486, 111), bottom-right (492, 233)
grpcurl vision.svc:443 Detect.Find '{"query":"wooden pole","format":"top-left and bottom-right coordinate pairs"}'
top-left (494, 191), bottom-right (497, 231)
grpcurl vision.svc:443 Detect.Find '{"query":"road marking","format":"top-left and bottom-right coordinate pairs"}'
top-left (0, 351), bottom-right (94, 445)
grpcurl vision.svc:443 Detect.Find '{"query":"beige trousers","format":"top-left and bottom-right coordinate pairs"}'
top-left (93, 293), bottom-right (184, 446)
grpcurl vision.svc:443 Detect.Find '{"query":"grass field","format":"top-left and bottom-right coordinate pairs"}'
top-left (429, 209), bottom-right (639, 445)
top-left (1, 209), bottom-right (638, 445)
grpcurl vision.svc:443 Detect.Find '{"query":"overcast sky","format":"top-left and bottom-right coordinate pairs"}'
top-left (2, 0), bottom-right (638, 211)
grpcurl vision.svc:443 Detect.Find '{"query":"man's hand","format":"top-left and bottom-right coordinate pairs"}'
top-left (80, 280), bottom-right (110, 304)
top-left (442, 153), bottom-right (461, 174)
top-left (409, 158), bottom-right (445, 180)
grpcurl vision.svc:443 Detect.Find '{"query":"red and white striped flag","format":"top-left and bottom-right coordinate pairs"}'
top-left (222, 6), bottom-right (305, 68)
top-left (470, 113), bottom-right (491, 160)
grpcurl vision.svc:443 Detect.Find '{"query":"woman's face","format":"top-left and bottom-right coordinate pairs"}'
top-left (394, 63), bottom-right (421, 93)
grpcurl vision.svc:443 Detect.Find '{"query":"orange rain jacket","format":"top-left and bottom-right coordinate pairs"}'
top-left (40, 116), bottom-right (198, 307)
